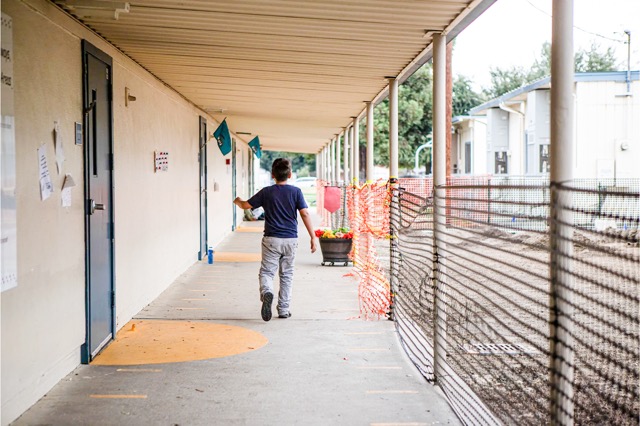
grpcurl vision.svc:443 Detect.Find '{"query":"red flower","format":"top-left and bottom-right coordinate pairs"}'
top-left (314, 228), bottom-right (354, 239)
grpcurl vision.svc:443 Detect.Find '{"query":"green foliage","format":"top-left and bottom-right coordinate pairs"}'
top-left (361, 64), bottom-right (484, 169)
top-left (367, 66), bottom-right (434, 169)
top-left (260, 151), bottom-right (316, 176)
top-left (484, 66), bottom-right (533, 99)
top-left (485, 41), bottom-right (619, 98)
top-left (575, 42), bottom-right (618, 72)
top-left (353, 40), bottom-right (618, 172)
top-left (453, 75), bottom-right (486, 116)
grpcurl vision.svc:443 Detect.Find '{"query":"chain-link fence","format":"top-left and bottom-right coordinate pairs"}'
top-left (352, 177), bottom-right (639, 425)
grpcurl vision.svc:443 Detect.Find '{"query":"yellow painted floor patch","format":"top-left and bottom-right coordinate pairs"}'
top-left (91, 320), bottom-right (268, 366)
top-left (236, 227), bottom-right (263, 233)
top-left (214, 252), bottom-right (262, 262)
top-left (90, 394), bottom-right (147, 399)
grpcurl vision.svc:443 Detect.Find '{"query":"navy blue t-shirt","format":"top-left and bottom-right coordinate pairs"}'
top-left (247, 184), bottom-right (308, 238)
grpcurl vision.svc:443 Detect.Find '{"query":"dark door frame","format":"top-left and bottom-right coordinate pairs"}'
top-left (81, 40), bottom-right (115, 364)
top-left (231, 138), bottom-right (237, 231)
top-left (198, 116), bottom-right (208, 260)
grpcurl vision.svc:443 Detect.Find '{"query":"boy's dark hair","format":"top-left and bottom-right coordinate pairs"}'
top-left (272, 158), bottom-right (292, 182)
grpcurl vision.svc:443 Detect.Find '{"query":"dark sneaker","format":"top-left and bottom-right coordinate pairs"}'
top-left (261, 292), bottom-right (273, 321)
top-left (278, 312), bottom-right (292, 319)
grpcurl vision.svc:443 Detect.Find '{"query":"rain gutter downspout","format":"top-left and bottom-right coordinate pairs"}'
top-left (499, 101), bottom-right (525, 174)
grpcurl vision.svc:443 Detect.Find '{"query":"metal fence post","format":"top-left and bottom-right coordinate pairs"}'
top-left (549, 0), bottom-right (575, 424)
top-left (432, 33), bottom-right (448, 382)
top-left (487, 178), bottom-right (492, 224)
top-left (388, 76), bottom-right (399, 320)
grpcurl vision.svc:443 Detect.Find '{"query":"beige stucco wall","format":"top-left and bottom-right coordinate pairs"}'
top-left (208, 137), bottom-right (236, 246)
top-left (1, 1), bottom-right (246, 424)
top-left (0, 3), bottom-right (86, 424)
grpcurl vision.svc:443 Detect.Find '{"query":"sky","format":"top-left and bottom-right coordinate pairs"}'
top-left (452, 0), bottom-right (640, 91)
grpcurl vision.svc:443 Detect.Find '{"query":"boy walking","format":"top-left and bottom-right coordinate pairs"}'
top-left (233, 158), bottom-right (317, 321)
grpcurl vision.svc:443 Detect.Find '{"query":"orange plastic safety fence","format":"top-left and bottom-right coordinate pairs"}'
top-left (347, 181), bottom-right (392, 319)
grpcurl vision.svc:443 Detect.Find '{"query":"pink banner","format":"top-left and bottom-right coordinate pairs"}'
top-left (324, 186), bottom-right (341, 213)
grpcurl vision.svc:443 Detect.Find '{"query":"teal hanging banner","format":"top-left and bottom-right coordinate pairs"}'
top-left (213, 119), bottom-right (232, 156)
top-left (248, 136), bottom-right (262, 159)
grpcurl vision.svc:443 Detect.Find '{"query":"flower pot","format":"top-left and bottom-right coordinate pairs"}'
top-left (319, 238), bottom-right (352, 266)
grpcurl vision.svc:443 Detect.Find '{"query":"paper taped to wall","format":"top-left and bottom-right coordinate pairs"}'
top-left (38, 144), bottom-right (53, 200)
top-left (61, 174), bottom-right (76, 207)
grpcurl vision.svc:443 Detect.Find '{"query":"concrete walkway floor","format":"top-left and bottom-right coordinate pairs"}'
top-left (13, 217), bottom-right (461, 426)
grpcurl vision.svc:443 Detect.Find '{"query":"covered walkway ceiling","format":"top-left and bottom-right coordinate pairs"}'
top-left (54, 0), bottom-right (495, 153)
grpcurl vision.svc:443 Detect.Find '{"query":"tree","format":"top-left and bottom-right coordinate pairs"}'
top-left (574, 42), bottom-right (617, 72)
top-left (260, 151), bottom-right (316, 176)
top-left (453, 75), bottom-right (486, 116)
top-left (362, 64), bottom-right (483, 170)
top-left (485, 41), bottom-right (619, 98)
top-left (366, 66), bottom-right (433, 169)
top-left (484, 66), bottom-right (531, 99)
top-left (532, 41), bottom-right (617, 75)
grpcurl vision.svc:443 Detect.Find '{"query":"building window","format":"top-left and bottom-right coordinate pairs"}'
top-left (465, 142), bottom-right (472, 174)
top-left (540, 144), bottom-right (550, 174)
top-left (495, 151), bottom-right (508, 174)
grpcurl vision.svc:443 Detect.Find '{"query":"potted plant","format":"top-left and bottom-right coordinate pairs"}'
top-left (315, 227), bottom-right (354, 266)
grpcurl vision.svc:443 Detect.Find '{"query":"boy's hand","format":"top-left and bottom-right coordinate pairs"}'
top-left (310, 238), bottom-right (317, 253)
top-left (234, 197), bottom-right (252, 210)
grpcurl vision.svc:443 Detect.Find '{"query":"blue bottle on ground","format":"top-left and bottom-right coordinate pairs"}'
top-left (208, 248), bottom-right (214, 264)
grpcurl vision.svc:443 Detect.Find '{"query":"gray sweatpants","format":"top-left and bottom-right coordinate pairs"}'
top-left (259, 236), bottom-right (298, 315)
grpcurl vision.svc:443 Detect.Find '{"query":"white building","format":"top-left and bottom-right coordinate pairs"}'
top-left (469, 71), bottom-right (640, 179)
top-left (451, 116), bottom-right (487, 175)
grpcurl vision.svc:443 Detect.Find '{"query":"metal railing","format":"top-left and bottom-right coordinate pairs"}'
top-left (380, 177), bottom-right (639, 425)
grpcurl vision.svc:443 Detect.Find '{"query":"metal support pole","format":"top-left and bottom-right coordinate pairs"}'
top-left (330, 137), bottom-right (337, 184)
top-left (432, 33), bottom-right (448, 383)
top-left (342, 128), bottom-right (350, 228)
top-left (328, 144), bottom-right (331, 181)
top-left (322, 146), bottom-right (326, 181)
top-left (326, 144), bottom-right (330, 181)
top-left (323, 146), bottom-right (328, 181)
top-left (350, 118), bottom-right (360, 257)
top-left (343, 127), bottom-right (350, 184)
top-left (324, 147), bottom-right (328, 181)
top-left (549, 0), bottom-right (575, 424)
top-left (336, 134), bottom-right (342, 184)
top-left (388, 77), bottom-right (399, 321)
top-left (389, 78), bottom-right (399, 180)
top-left (352, 117), bottom-right (360, 184)
top-left (625, 30), bottom-right (631, 94)
top-left (366, 102), bottom-right (374, 182)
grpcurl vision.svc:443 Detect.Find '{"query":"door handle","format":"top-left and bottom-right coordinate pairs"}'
top-left (89, 199), bottom-right (105, 215)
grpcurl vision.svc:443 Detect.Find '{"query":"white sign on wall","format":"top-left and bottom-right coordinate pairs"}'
top-left (1, 12), bottom-right (17, 291)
